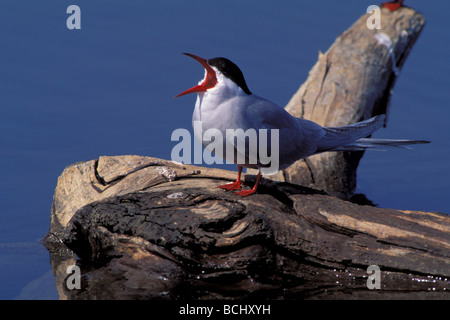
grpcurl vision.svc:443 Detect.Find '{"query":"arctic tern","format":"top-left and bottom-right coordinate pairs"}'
top-left (175, 53), bottom-right (428, 196)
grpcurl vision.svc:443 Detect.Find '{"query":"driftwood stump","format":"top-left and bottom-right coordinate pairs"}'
top-left (261, 6), bottom-right (426, 199)
top-left (43, 8), bottom-right (450, 299)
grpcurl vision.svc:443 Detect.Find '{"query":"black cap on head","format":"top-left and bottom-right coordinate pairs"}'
top-left (207, 57), bottom-right (252, 95)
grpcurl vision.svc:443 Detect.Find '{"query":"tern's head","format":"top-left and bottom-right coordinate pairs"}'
top-left (175, 53), bottom-right (252, 98)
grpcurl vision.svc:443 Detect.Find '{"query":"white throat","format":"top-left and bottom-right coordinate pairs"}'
top-left (193, 68), bottom-right (248, 123)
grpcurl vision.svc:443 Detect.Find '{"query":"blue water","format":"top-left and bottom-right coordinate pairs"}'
top-left (0, 0), bottom-right (449, 299)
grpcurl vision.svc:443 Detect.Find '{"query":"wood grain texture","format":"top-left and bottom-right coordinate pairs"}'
top-left (44, 155), bottom-right (449, 299)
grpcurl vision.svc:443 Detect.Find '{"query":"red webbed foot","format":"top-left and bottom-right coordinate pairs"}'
top-left (219, 180), bottom-right (242, 191)
top-left (233, 171), bottom-right (261, 197)
top-left (234, 188), bottom-right (257, 197)
top-left (219, 165), bottom-right (243, 191)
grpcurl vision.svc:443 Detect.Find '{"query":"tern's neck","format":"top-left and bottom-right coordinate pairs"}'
top-left (200, 77), bottom-right (249, 107)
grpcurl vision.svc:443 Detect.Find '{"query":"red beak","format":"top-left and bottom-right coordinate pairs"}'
top-left (175, 53), bottom-right (218, 98)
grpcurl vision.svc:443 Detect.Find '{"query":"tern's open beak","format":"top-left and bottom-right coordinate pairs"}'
top-left (175, 53), bottom-right (218, 97)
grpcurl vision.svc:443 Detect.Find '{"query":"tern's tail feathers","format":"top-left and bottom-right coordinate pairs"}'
top-left (317, 115), bottom-right (385, 152)
top-left (316, 114), bottom-right (429, 152)
top-left (330, 138), bottom-right (430, 151)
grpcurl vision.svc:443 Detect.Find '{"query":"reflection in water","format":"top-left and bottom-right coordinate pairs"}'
top-left (44, 238), bottom-right (450, 300)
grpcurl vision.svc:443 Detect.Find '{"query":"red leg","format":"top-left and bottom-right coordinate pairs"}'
top-left (219, 166), bottom-right (243, 190)
top-left (234, 171), bottom-right (261, 197)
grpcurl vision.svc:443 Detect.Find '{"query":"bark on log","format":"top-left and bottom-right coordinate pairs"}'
top-left (44, 155), bottom-right (450, 299)
top-left (260, 6), bottom-right (426, 199)
top-left (43, 8), bottom-right (449, 300)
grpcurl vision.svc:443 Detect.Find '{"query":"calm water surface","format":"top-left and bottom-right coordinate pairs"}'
top-left (0, 0), bottom-right (449, 299)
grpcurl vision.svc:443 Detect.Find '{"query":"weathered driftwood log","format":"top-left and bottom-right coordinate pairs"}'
top-left (261, 6), bottom-right (426, 199)
top-left (44, 155), bottom-right (450, 299)
top-left (43, 8), bottom-right (449, 300)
